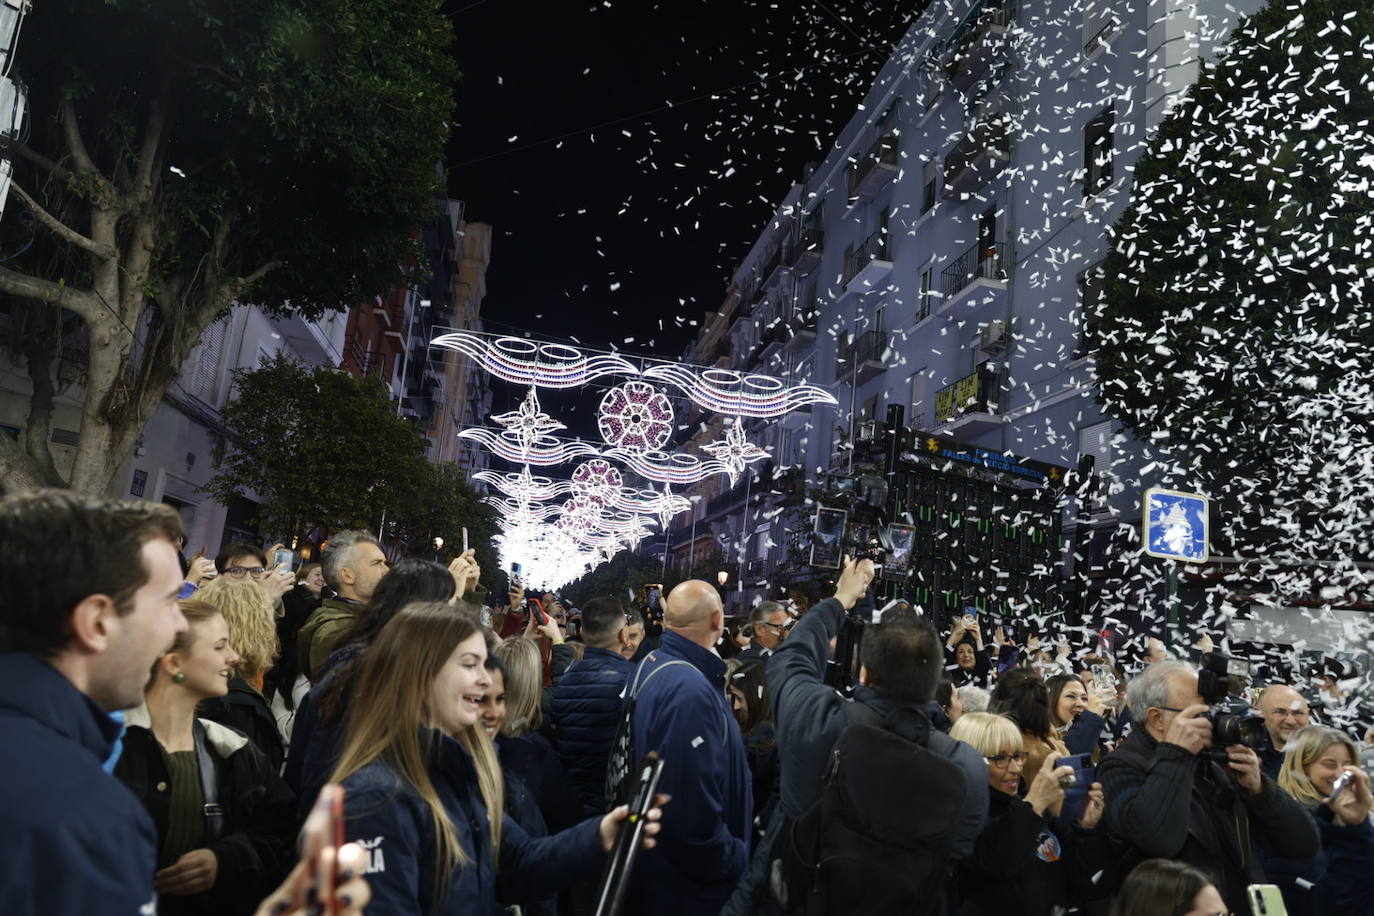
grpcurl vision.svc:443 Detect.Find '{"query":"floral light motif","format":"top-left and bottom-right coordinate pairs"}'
top-left (570, 459), bottom-right (624, 507)
top-left (598, 381), bottom-right (674, 451)
top-left (701, 417), bottom-right (771, 486)
top-left (491, 388), bottom-right (565, 458)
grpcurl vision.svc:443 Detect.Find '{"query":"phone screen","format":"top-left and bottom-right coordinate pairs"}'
top-left (810, 507), bottom-right (847, 569)
top-left (274, 548), bottom-right (295, 571)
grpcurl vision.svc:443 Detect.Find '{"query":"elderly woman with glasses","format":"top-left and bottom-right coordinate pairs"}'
top-left (949, 712), bottom-right (1111, 915)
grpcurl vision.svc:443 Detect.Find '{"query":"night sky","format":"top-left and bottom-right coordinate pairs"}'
top-left (444, 0), bottom-right (919, 379)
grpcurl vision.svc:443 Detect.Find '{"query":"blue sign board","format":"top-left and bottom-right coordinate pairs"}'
top-left (1142, 488), bottom-right (1210, 563)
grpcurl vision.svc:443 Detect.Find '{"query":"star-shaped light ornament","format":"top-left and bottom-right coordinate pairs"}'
top-left (492, 387), bottom-right (565, 458)
top-left (701, 418), bottom-right (770, 486)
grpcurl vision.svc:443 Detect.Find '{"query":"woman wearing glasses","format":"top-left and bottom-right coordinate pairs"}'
top-left (949, 712), bottom-right (1111, 914)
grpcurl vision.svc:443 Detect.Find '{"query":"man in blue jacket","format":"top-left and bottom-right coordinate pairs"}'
top-left (624, 578), bottom-right (752, 916)
top-left (0, 490), bottom-right (189, 915)
top-left (551, 595), bottom-right (636, 816)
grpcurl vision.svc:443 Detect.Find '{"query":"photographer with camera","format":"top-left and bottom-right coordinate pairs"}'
top-left (721, 556), bottom-right (988, 916)
top-left (1097, 659), bottom-right (1318, 915)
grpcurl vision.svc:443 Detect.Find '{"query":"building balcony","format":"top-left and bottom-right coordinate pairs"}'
top-left (846, 132), bottom-right (899, 202)
top-left (938, 241), bottom-right (1008, 317)
top-left (943, 115), bottom-right (1010, 197)
top-left (758, 243), bottom-right (790, 291)
top-left (843, 228), bottom-right (893, 293)
top-left (942, 0), bottom-right (1013, 91)
top-left (839, 329), bottom-right (888, 385)
top-left (785, 225), bottom-right (825, 273)
top-left (933, 365), bottom-right (1003, 436)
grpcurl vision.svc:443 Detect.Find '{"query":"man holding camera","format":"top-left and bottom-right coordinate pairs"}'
top-left (1098, 660), bottom-right (1319, 914)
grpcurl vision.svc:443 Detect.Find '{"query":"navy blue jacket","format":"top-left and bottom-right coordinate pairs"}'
top-left (341, 729), bottom-right (605, 915)
top-left (284, 644), bottom-right (360, 817)
top-left (0, 653), bottom-right (159, 915)
top-left (1063, 709), bottom-right (1107, 758)
top-left (550, 645), bottom-right (633, 815)
top-left (1268, 805), bottom-right (1374, 916)
top-left (624, 631), bottom-right (753, 916)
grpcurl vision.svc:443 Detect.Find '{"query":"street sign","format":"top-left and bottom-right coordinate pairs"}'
top-left (1142, 488), bottom-right (1210, 563)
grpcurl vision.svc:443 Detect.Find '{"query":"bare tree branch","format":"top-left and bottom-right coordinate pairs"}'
top-left (230, 260), bottom-right (283, 297)
top-left (9, 182), bottom-right (118, 260)
top-left (19, 337), bottom-right (66, 487)
top-left (59, 95), bottom-right (101, 178)
top-left (131, 82), bottom-right (172, 207)
top-left (0, 427), bottom-right (59, 493)
top-left (12, 144), bottom-right (78, 186)
top-left (0, 267), bottom-right (101, 322)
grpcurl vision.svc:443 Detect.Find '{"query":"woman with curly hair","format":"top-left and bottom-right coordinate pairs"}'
top-left (195, 576), bottom-right (284, 768)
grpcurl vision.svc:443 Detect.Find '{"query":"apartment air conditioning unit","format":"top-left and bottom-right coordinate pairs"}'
top-left (979, 319), bottom-right (1009, 352)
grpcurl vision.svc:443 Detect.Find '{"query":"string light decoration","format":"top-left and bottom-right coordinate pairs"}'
top-left (701, 417), bottom-right (771, 486)
top-left (458, 427), bottom-right (601, 466)
top-left (601, 447), bottom-right (731, 485)
top-left (490, 388), bottom-right (565, 458)
top-left (472, 466), bottom-right (572, 505)
top-left (598, 381), bottom-right (675, 450)
top-left (641, 365), bottom-right (837, 417)
top-left (431, 332), bottom-right (640, 388)
top-left (569, 459), bottom-right (624, 506)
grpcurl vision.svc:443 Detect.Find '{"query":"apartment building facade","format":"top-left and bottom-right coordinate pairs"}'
top-left (672, 0), bottom-right (1265, 604)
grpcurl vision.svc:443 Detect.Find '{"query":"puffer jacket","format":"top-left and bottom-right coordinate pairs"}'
top-left (550, 646), bottom-right (633, 815)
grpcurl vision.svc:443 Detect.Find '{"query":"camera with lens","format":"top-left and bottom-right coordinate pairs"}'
top-left (1197, 651), bottom-right (1267, 760)
top-left (820, 472), bottom-right (892, 565)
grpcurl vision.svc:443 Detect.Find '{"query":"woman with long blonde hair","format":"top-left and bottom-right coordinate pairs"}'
top-left (1269, 725), bottom-right (1374, 915)
top-left (195, 575), bottom-right (285, 768)
top-left (330, 602), bottom-right (662, 914)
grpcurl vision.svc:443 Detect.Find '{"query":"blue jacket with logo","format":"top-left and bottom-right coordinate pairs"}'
top-left (623, 631), bottom-right (753, 916)
top-left (550, 645), bottom-right (634, 815)
top-left (0, 652), bottom-right (159, 915)
top-left (340, 728), bottom-right (605, 915)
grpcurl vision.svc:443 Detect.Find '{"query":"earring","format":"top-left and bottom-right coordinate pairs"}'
top-left (172, 672), bottom-right (186, 683)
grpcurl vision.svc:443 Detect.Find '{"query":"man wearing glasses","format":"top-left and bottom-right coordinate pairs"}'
top-left (1097, 660), bottom-right (1318, 915)
top-left (739, 600), bottom-right (792, 660)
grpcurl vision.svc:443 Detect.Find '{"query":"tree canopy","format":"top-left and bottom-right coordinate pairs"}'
top-left (1090, 0), bottom-right (1374, 605)
top-left (0, 0), bottom-right (459, 494)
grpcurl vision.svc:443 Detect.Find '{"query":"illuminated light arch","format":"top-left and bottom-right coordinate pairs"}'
top-left (458, 428), bottom-right (601, 466)
top-left (641, 364), bottom-right (837, 417)
top-left (431, 332), bottom-right (639, 388)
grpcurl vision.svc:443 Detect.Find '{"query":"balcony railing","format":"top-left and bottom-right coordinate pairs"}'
top-left (941, 0), bottom-right (1014, 90)
top-left (840, 329), bottom-right (888, 384)
top-left (346, 341), bottom-right (387, 377)
top-left (943, 114), bottom-right (1009, 196)
top-left (786, 225), bottom-right (825, 269)
top-left (843, 228), bottom-right (891, 286)
top-left (941, 240), bottom-right (1006, 299)
top-left (934, 366), bottom-right (1001, 421)
top-left (846, 132), bottom-right (899, 199)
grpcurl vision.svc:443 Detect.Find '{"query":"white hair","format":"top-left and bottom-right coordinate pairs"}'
top-left (1127, 660), bottom-right (1196, 722)
top-left (958, 684), bottom-right (991, 713)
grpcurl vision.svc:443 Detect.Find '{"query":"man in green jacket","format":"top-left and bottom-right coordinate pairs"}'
top-left (297, 530), bottom-right (389, 681)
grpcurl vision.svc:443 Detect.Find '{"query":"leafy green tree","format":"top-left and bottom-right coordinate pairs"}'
top-left (393, 461), bottom-right (503, 595)
top-left (1090, 0), bottom-right (1374, 604)
top-left (0, 0), bottom-right (458, 494)
top-left (206, 355), bottom-right (431, 538)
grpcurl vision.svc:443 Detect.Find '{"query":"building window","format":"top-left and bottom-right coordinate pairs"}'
top-left (1077, 420), bottom-right (1114, 514)
top-left (1083, 105), bottom-right (1115, 196)
top-left (921, 158), bottom-right (939, 213)
top-left (910, 371), bottom-right (928, 428)
top-left (1074, 261), bottom-right (1105, 358)
top-left (918, 264), bottom-right (935, 320)
top-left (1083, 0), bottom-right (1119, 56)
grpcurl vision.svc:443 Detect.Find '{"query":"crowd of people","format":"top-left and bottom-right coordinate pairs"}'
top-left (3, 489), bottom-right (1374, 915)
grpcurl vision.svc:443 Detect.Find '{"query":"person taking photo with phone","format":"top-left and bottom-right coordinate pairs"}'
top-left (949, 712), bottom-right (1111, 914)
top-left (1269, 725), bottom-right (1374, 916)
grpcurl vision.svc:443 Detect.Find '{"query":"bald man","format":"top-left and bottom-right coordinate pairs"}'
top-left (1257, 684), bottom-right (1310, 779)
top-left (621, 579), bottom-right (752, 916)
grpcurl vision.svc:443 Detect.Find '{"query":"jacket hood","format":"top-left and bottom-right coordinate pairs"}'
top-left (0, 652), bottom-right (122, 762)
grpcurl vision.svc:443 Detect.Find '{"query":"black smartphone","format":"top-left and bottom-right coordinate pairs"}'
top-left (1054, 753), bottom-right (1095, 823)
top-left (528, 597), bottom-right (548, 625)
top-left (595, 752), bottom-right (665, 916)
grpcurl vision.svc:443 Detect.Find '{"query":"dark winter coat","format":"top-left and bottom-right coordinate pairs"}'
top-left (623, 631), bottom-right (754, 916)
top-left (550, 645), bottom-right (634, 815)
top-left (114, 707), bottom-right (297, 916)
top-left (720, 597), bottom-right (989, 916)
top-left (956, 787), bottom-right (1111, 915)
top-left (494, 733), bottom-right (584, 916)
top-left (0, 653), bottom-right (160, 915)
top-left (198, 676), bottom-right (285, 771)
top-left (266, 584), bottom-right (320, 703)
top-left (1267, 804), bottom-right (1374, 916)
top-left (339, 729), bottom-right (605, 915)
top-left (1097, 726), bottom-right (1320, 915)
top-left (297, 596), bottom-right (363, 682)
top-left (1063, 709), bottom-right (1108, 759)
top-left (283, 643), bottom-right (361, 817)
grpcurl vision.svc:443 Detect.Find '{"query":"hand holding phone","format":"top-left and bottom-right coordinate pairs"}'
top-left (1054, 753), bottom-right (1096, 824)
